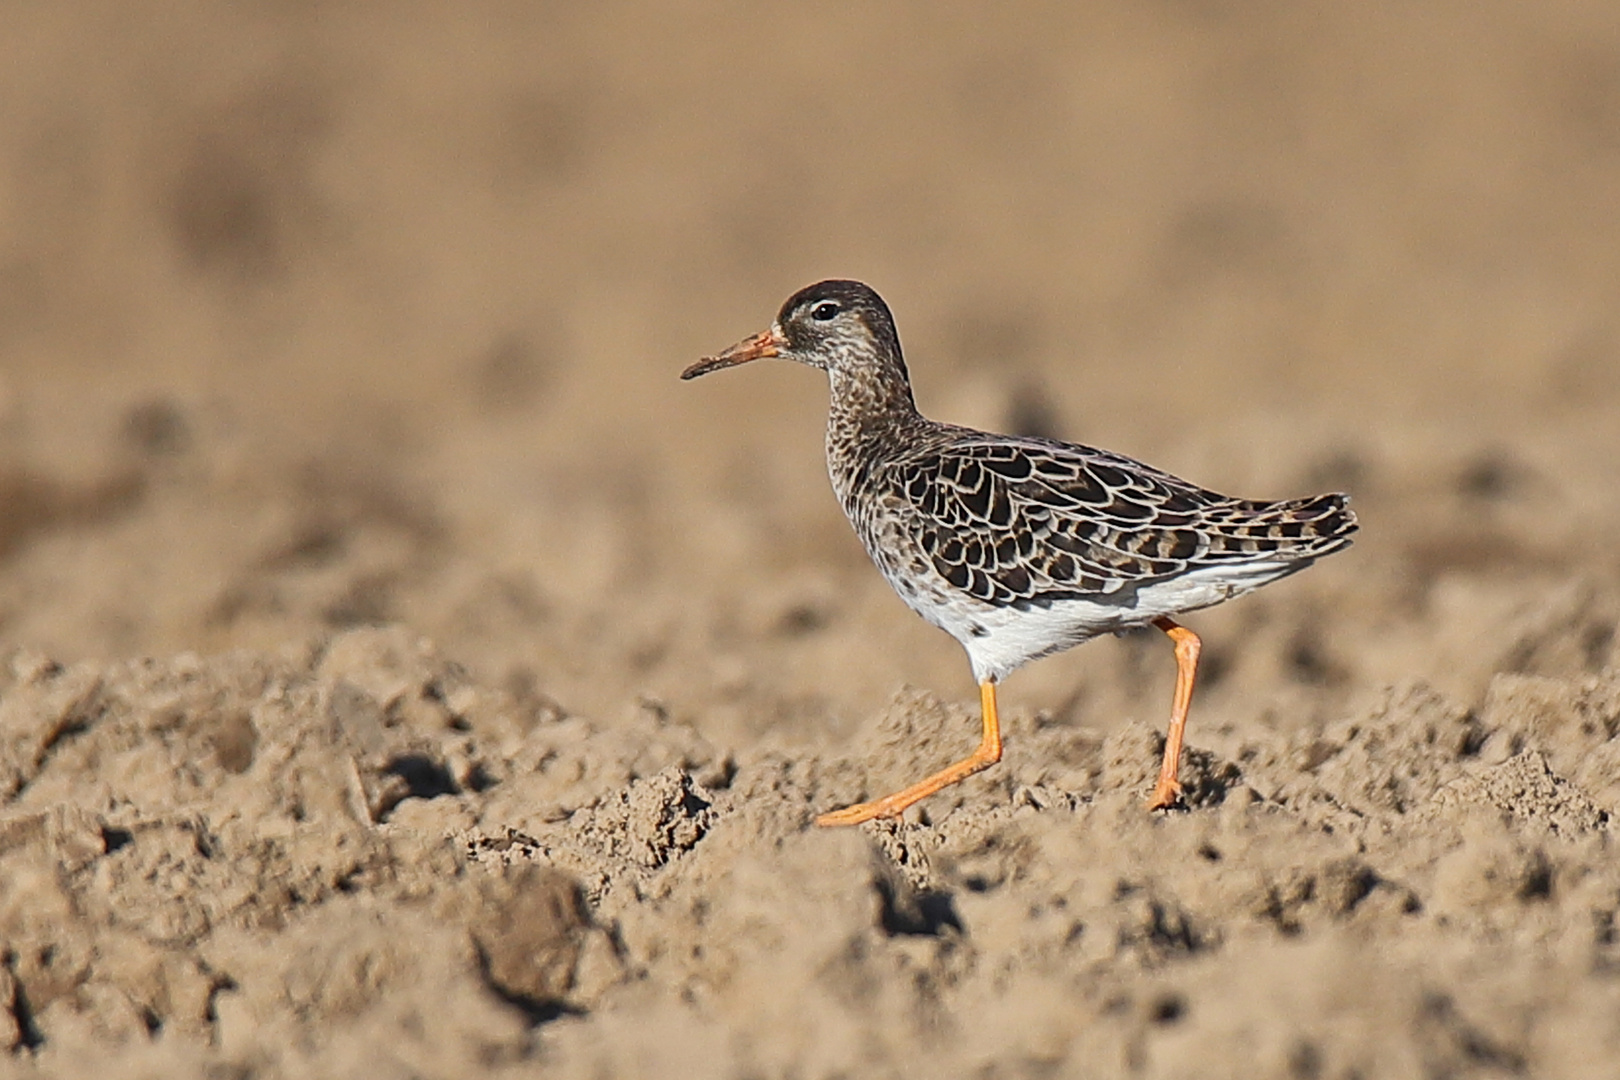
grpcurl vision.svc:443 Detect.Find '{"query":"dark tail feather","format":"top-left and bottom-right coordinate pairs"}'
top-left (1197, 491), bottom-right (1358, 564)
top-left (1270, 492), bottom-right (1358, 554)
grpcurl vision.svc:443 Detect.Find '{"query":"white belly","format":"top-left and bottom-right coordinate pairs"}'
top-left (888, 559), bottom-right (1301, 684)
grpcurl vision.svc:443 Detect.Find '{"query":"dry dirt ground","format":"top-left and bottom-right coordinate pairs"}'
top-left (4, 3), bottom-right (1620, 1078)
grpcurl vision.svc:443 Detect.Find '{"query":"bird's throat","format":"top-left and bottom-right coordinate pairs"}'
top-left (826, 359), bottom-right (918, 432)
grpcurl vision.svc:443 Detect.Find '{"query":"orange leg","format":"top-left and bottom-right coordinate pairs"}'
top-left (815, 679), bottom-right (1003, 827)
top-left (1148, 616), bottom-right (1202, 810)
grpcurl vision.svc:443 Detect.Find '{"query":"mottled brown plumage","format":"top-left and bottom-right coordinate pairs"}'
top-left (684, 280), bottom-right (1357, 825)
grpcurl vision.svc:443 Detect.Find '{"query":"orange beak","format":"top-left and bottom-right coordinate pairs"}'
top-left (681, 327), bottom-right (786, 380)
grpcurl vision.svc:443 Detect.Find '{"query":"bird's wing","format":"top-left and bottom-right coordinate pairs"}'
top-left (888, 434), bottom-right (1354, 608)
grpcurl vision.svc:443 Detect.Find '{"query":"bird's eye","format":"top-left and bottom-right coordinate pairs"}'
top-left (810, 301), bottom-right (841, 321)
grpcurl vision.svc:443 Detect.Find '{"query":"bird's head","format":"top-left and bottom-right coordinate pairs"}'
top-left (681, 279), bottom-right (904, 381)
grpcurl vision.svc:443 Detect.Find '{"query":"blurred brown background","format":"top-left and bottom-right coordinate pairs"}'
top-left (4, 0), bottom-right (1617, 737)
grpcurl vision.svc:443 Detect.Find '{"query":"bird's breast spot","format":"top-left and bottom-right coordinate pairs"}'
top-left (969, 624), bottom-right (988, 638)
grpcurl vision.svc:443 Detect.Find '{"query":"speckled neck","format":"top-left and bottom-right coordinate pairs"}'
top-left (828, 351), bottom-right (917, 424)
top-left (825, 350), bottom-right (924, 508)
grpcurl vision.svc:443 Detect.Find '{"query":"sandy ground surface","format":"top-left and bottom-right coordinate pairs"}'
top-left (3, 2), bottom-right (1620, 1077)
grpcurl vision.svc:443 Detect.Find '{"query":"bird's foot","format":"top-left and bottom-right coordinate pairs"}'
top-left (1146, 778), bottom-right (1185, 812)
top-left (813, 798), bottom-right (904, 828)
